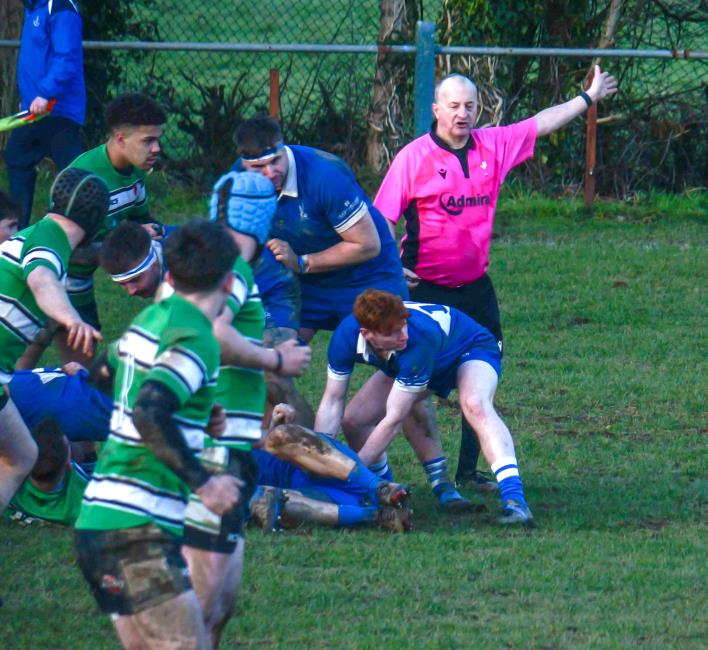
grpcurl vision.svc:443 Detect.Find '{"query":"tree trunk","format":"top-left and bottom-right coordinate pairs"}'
top-left (0, 0), bottom-right (23, 149)
top-left (366, 0), bottom-right (418, 173)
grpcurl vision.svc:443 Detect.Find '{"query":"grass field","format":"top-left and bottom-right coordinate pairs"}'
top-left (0, 173), bottom-right (706, 648)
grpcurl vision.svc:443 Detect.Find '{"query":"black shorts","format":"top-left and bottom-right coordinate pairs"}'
top-left (411, 273), bottom-right (503, 355)
top-left (182, 448), bottom-right (258, 554)
top-left (75, 524), bottom-right (191, 617)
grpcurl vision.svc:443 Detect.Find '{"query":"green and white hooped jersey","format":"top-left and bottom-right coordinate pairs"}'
top-left (214, 256), bottom-right (267, 448)
top-left (67, 144), bottom-right (149, 307)
top-left (0, 219), bottom-right (71, 384)
top-left (75, 294), bottom-right (220, 536)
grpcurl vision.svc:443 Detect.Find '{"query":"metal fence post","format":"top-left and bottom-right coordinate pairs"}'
top-left (414, 21), bottom-right (435, 137)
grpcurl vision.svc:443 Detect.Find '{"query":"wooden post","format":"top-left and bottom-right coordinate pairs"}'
top-left (584, 92), bottom-right (597, 208)
top-left (269, 68), bottom-right (280, 119)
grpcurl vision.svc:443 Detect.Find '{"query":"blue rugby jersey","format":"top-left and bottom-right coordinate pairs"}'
top-left (9, 367), bottom-right (112, 441)
top-left (327, 302), bottom-right (499, 397)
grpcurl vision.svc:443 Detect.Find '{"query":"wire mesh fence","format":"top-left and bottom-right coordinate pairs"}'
top-left (1, 0), bottom-right (706, 196)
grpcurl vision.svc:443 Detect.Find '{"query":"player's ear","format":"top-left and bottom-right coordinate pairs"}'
top-left (164, 270), bottom-right (175, 288)
top-left (221, 270), bottom-right (234, 295)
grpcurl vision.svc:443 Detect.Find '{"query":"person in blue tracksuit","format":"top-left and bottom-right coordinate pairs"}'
top-left (3, 0), bottom-right (85, 227)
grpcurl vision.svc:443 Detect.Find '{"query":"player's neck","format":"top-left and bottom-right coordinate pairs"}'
top-left (176, 288), bottom-right (228, 323)
top-left (105, 139), bottom-right (134, 173)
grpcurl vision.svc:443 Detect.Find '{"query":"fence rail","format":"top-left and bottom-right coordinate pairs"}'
top-left (1, 39), bottom-right (706, 58)
top-left (1, 8), bottom-right (706, 198)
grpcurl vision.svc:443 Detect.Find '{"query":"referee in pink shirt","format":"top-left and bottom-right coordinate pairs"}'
top-left (374, 67), bottom-right (618, 489)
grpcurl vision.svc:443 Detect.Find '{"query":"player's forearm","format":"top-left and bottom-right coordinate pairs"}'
top-left (133, 381), bottom-right (211, 491)
top-left (27, 269), bottom-right (82, 328)
top-left (215, 320), bottom-right (279, 371)
top-left (357, 416), bottom-right (403, 466)
top-left (314, 393), bottom-right (346, 436)
top-left (534, 95), bottom-right (593, 138)
top-left (305, 239), bottom-right (380, 273)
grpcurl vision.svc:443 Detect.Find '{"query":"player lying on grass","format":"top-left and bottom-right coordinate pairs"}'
top-left (0, 168), bottom-right (108, 516)
top-left (75, 221), bottom-right (244, 650)
top-left (3, 401), bottom-right (410, 534)
top-left (316, 289), bottom-right (535, 527)
top-left (251, 404), bottom-right (412, 533)
top-left (5, 417), bottom-right (91, 527)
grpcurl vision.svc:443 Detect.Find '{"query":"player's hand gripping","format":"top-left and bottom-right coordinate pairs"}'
top-left (270, 403), bottom-right (297, 429)
top-left (66, 320), bottom-right (103, 357)
top-left (206, 404), bottom-right (227, 438)
top-left (402, 267), bottom-right (420, 290)
top-left (266, 238), bottom-right (299, 273)
top-left (587, 65), bottom-right (619, 103)
top-left (195, 474), bottom-right (244, 516)
top-left (29, 96), bottom-right (50, 115)
top-left (274, 339), bottom-right (311, 376)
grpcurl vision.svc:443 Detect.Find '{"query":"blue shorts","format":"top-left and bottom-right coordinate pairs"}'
top-left (299, 274), bottom-right (409, 332)
top-left (428, 336), bottom-right (502, 399)
top-left (253, 438), bottom-right (369, 507)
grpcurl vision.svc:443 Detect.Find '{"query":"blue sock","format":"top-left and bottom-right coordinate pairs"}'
top-left (491, 456), bottom-right (527, 508)
top-left (346, 462), bottom-right (381, 493)
top-left (338, 504), bottom-right (378, 526)
top-left (368, 454), bottom-right (394, 481)
top-left (423, 456), bottom-right (451, 493)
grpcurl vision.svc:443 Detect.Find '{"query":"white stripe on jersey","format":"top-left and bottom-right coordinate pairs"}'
top-left (394, 378), bottom-right (428, 393)
top-left (222, 414), bottom-right (263, 441)
top-left (108, 182), bottom-right (147, 215)
top-left (230, 273), bottom-right (248, 307)
top-left (109, 407), bottom-right (207, 451)
top-left (326, 365), bottom-right (351, 381)
top-left (22, 248), bottom-right (65, 278)
top-left (0, 295), bottom-right (43, 343)
top-left (83, 474), bottom-right (186, 524)
top-left (0, 237), bottom-right (24, 265)
top-left (65, 275), bottom-right (94, 293)
top-left (333, 198), bottom-right (367, 233)
top-left (118, 328), bottom-right (159, 368)
top-left (154, 347), bottom-right (207, 394)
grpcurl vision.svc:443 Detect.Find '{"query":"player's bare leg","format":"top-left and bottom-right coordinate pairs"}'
top-left (263, 327), bottom-right (315, 427)
top-left (112, 590), bottom-right (212, 650)
top-left (251, 487), bottom-right (411, 533)
top-left (181, 544), bottom-right (242, 649)
top-left (457, 360), bottom-right (533, 524)
top-left (342, 371), bottom-right (446, 463)
top-left (342, 371), bottom-right (471, 512)
top-left (0, 396), bottom-right (38, 512)
top-left (457, 361), bottom-right (515, 463)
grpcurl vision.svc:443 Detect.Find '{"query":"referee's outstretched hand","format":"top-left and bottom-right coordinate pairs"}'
top-left (587, 64), bottom-right (619, 103)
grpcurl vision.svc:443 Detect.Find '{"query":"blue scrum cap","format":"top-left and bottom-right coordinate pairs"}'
top-left (209, 171), bottom-right (277, 245)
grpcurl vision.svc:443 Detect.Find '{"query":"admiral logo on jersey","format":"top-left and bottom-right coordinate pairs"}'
top-left (439, 192), bottom-right (492, 216)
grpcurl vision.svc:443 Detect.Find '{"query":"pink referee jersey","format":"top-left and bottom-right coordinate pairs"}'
top-left (374, 117), bottom-right (537, 288)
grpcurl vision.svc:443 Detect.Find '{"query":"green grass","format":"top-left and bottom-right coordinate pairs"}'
top-left (1, 175), bottom-right (706, 648)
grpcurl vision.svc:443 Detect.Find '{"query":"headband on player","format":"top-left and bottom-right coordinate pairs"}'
top-left (111, 242), bottom-right (158, 282)
top-left (240, 142), bottom-right (285, 162)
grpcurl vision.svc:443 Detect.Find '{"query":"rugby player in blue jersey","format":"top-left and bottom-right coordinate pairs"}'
top-left (233, 116), bottom-right (409, 341)
top-left (316, 289), bottom-right (535, 526)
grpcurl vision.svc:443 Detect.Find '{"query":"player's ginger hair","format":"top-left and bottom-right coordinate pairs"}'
top-left (353, 289), bottom-right (409, 334)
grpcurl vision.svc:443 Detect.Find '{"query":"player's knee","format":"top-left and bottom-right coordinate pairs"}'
top-left (341, 409), bottom-right (367, 436)
top-left (267, 424), bottom-right (298, 448)
top-left (462, 392), bottom-right (494, 423)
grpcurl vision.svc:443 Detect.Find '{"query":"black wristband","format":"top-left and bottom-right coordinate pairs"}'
top-left (579, 90), bottom-right (593, 108)
top-left (273, 349), bottom-right (283, 373)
